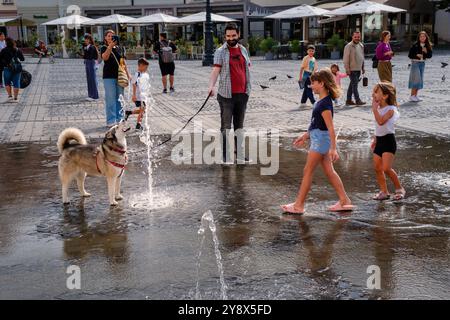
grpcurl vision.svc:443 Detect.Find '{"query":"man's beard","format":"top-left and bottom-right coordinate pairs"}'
top-left (227, 39), bottom-right (238, 47)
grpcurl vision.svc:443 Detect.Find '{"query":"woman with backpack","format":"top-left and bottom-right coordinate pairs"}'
top-left (153, 32), bottom-right (177, 94)
top-left (0, 37), bottom-right (25, 103)
top-left (101, 30), bottom-right (131, 127)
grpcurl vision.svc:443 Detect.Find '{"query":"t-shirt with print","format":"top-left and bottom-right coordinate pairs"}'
top-left (100, 45), bottom-right (123, 79)
top-left (229, 47), bottom-right (246, 94)
top-left (132, 71), bottom-right (150, 102)
top-left (308, 95), bottom-right (333, 131)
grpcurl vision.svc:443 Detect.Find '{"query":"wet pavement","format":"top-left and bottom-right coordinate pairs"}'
top-left (0, 130), bottom-right (449, 299)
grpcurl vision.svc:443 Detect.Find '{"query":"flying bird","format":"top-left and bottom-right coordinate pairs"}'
top-left (442, 74), bottom-right (446, 82)
top-left (260, 84), bottom-right (269, 90)
top-left (287, 74), bottom-right (293, 79)
top-left (441, 62), bottom-right (448, 68)
top-left (269, 76), bottom-right (277, 81)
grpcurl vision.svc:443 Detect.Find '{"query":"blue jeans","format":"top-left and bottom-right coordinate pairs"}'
top-left (103, 78), bottom-right (124, 125)
top-left (347, 71), bottom-right (361, 101)
top-left (85, 60), bottom-right (99, 99)
top-left (301, 76), bottom-right (315, 104)
top-left (3, 67), bottom-right (21, 88)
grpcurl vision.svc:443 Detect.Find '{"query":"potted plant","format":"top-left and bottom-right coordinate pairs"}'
top-left (248, 36), bottom-right (262, 56)
top-left (260, 37), bottom-right (276, 60)
top-left (326, 34), bottom-right (345, 59)
top-left (290, 39), bottom-right (300, 60)
top-left (178, 45), bottom-right (187, 60)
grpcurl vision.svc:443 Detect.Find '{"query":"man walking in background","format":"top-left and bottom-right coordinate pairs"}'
top-left (153, 33), bottom-right (177, 94)
top-left (343, 31), bottom-right (366, 106)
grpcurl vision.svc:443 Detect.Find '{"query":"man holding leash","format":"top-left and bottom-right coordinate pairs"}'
top-left (208, 23), bottom-right (251, 164)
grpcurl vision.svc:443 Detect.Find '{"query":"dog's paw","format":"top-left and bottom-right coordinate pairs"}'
top-left (110, 201), bottom-right (119, 206)
top-left (115, 194), bottom-right (124, 201)
top-left (82, 192), bottom-right (91, 197)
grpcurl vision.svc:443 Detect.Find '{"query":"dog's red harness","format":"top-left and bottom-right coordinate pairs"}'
top-left (95, 149), bottom-right (127, 177)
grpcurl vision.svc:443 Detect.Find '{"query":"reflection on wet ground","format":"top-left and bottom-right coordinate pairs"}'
top-left (0, 130), bottom-right (449, 299)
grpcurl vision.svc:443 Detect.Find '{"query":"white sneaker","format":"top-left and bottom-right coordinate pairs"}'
top-left (11, 98), bottom-right (19, 103)
top-left (415, 96), bottom-right (423, 101)
top-left (409, 95), bottom-right (419, 102)
top-left (86, 97), bottom-right (94, 101)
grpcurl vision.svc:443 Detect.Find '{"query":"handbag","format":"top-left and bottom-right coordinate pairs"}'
top-left (20, 69), bottom-right (32, 89)
top-left (111, 47), bottom-right (129, 88)
top-left (362, 76), bottom-right (368, 87)
top-left (372, 55), bottom-right (378, 69)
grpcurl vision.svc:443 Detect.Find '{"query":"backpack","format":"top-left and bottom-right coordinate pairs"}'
top-left (9, 49), bottom-right (22, 74)
top-left (160, 41), bottom-right (174, 64)
top-left (372, 55), bottom-right (378, 69)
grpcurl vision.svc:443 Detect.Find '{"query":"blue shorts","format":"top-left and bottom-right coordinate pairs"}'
top-left (309, 129), bottom-right (331, 155)
top-left (3, 67), bottom-right (21, 88)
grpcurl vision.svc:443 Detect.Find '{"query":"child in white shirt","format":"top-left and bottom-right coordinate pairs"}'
top-left (125, 58), bottom-right (150, 130)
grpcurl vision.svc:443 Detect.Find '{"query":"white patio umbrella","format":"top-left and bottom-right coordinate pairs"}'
top-left (177, 12), bottom-right (237, 24)
top-left (265, 4), bottom-right (331, 41)
top-left (82, 14), bottom-right (136, 25)
top-left (328, 0), bottom-right (406, 41)
top-left (130, 13), bottom-right (180, 25)
top-left (43, 14), bottom-right (94, 56)
top-left (42, 14), bottom-right (93, 27)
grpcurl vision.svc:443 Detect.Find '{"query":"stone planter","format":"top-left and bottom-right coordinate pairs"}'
top-left (265, 52), bottom-right (274, 60)
top-left (330, 50), bottom-right (340, 60)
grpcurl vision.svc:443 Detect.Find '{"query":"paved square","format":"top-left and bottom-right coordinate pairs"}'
top-left (1, 51), bottom-right (449, 143)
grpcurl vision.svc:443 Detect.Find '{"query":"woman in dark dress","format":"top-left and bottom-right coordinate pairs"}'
top-left (83, 34), bottom-right (99, 101)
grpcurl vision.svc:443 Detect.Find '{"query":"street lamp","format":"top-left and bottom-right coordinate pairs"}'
top-left (203, 0), bottom-right (214, 66)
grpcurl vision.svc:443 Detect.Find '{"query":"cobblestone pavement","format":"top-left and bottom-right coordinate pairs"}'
top-left (1, 51), bottom-right (449, 143)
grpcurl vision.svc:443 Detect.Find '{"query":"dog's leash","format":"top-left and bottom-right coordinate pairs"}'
top-left (150, 93), bottom-right (211, 150)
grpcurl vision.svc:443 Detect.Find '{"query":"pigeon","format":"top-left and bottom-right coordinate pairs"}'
top-left (442, 74), bottom-right (446, 82)
top-left (441, 62), bottom-right (448, 68)
top-left (392, 65), bottom-right (395, 68)
top-left (269, 76), bottom-right (277, 81)
top-left (408, 63), bottom-right (411, 69)
top-left (260, 85), bottom-right (269, 90)
top-left (287, 74), bottom-right (293, 79)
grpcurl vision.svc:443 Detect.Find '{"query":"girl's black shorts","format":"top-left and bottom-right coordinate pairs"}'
top-left (374, 134), bottom-right (397, 157)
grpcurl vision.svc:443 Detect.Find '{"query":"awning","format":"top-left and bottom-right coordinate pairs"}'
top-left (0, 16), bottom-right (36, 26)
top-left (318, 15), bottom-right (348, 24)
top-left (315, 1), bottom-right (352, 11)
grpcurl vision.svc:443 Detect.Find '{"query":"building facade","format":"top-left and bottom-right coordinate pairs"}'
top-left (13, 0), bottom-right (450, 48)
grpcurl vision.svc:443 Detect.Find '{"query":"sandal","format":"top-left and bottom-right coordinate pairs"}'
top-left (280, 203), bottom-right (304, 215)
top-left (373, 191), bottom-right (390, 201)
top-left (393, 188), bottom-right (406, 201)
top-left (328, 201), bottom-right (355, 212)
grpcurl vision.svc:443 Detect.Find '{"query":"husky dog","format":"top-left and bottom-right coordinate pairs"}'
top-left (57, 121), bottom-right (130, 206)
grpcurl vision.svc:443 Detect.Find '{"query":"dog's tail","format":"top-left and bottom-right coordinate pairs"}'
top-left (57, 128), bottom-right (87, 154)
